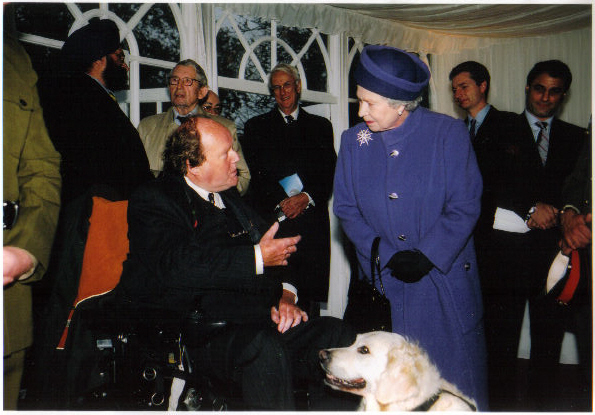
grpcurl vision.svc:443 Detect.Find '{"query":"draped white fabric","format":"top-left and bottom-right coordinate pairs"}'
top-left (431, 27), bottom-right (591, 128)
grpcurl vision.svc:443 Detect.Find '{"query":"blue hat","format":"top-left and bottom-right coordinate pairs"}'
top-left (354, 45), bottom-right (430, 101)
top-left (61, 18), bottom-right (121, 72)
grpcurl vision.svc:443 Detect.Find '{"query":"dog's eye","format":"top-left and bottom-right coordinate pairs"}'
top-left (357, 346), bottom-right (370, 354)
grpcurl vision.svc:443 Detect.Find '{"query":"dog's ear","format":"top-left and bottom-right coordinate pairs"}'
top-left (375, 342), bottom-right (421, 405)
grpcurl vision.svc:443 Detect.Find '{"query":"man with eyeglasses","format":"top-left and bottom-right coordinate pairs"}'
top-left (38, 18), bottom-right (153, 205)
top-left (202, 90), bottom-right (222, 115)
top-left (137, 60), bottom-right (250, 195)
top-left (242, 63), bottom-right (336, 317)
top-left (477, 60), bottom-right (587, 410)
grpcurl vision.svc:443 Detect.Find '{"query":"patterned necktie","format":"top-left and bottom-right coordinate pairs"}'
top-left (208, 192), bottom-right (216, 205)
top-left (469, 118), bottom-right (477, 141)
top-left (536, 121), bottom-right (549, 165)
top-left (285, 115), bottom-right (294, 124)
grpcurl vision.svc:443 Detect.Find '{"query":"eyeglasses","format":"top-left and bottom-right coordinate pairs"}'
top-left (271, 81), bottom-right (296, 94)
top-left (169, 77), bottom-right (201, 87)
top-left (202, 104), bottom-right (222, 115)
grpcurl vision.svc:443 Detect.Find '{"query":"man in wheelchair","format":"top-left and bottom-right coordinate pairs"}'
top-left (113, 115), bottom-right (357, 410)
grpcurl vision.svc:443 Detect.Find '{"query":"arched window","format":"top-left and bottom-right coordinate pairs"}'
top-left (13, 2), bottom-right (184, 126)
top-left (213, 7), bottom-right (336, 135)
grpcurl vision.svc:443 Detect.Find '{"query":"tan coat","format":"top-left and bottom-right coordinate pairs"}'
top-left (3, 35), bottom-right (62, 355)
top-left (138, 106), bottom-right (251, 195)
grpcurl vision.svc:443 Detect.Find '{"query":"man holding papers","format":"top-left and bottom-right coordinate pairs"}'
top-left (242, 63), bottom-right (336, 316)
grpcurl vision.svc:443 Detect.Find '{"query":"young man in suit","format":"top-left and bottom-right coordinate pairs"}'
top-left (449, 61), bottom-right (517, 253)
top-left (38, 18), bottom-right (152, 205)
top-left (116, 116), bottom-right (356, 410)
top-left (450, 62), bottom-right (518, 408)
top-left (137, 60), bottom-right (250, 194)
top-left (473, 60), bottom-right (586, 409)
top-left (242, 64), bottom-right (336, 316)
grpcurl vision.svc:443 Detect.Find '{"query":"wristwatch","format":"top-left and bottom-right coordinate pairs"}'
top-left (525, 205), bottom-right (536, 222)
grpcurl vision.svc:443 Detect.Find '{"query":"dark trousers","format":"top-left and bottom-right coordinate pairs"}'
top-left (528, 285), bottom-right (592, 408)
top-left (191, 316), bottom-right (358, 410)
top-left (477, 230), bottom-right (553, 409)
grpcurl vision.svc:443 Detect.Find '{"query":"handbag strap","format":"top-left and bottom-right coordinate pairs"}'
top-left (371, 237), bottom-right (387, 296)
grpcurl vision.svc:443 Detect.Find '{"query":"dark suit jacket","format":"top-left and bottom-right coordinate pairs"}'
top-left (39, 72), bottom-right (152, 204)
top-left (469, 106), bottom-right (517, 237)
top-left (116, 174), bottom-right (289, 323)
top-left (495, 113), bottom-right (587, 217)
top-left (241, 107), bottom-right (336, 303)
top-left (479, 112), bottom-right (586, 294)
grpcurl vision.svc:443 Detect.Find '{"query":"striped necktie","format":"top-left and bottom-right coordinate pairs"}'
top-left (536, 121), bottom-right (549, 165)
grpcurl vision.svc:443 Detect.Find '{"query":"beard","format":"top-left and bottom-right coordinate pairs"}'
top-left (104, 57), bottom-right (129, 91)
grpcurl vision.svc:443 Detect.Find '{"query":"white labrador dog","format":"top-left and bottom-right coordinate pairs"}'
top-left (319, 331), bottom-right (476, 411)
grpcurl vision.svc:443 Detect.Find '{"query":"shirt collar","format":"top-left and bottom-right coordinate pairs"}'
top-left (173, 106), bottom-right (199, 124)
top-left (87, 73), bottom-right (116, 100)
top-left (183, 176), bottom-right (224, 208)
top-left (278, 106), bottom-right (299, 122)
top-left (524, 110), bottom-right (553, 141)
top-left (472, 104), bottom-right (491, 128)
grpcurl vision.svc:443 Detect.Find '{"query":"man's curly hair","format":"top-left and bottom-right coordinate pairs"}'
top-left (162, 115), bottom-right (209, 176)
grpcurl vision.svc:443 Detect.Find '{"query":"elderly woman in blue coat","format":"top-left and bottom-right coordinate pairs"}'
top-left (334, 45), bottom-right (488, 409)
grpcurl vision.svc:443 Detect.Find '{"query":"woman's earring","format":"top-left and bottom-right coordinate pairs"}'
top-left (397, 106), bottom-right (404, 116)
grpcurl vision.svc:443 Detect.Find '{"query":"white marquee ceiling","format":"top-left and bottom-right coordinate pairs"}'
top-left (329, 3), bottom-right (591, 38)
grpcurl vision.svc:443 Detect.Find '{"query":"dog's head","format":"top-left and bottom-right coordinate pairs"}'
top-left (319, 331), bottom-right (441, 410)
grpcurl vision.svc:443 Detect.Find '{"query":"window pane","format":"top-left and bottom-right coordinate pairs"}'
top-left (133, 4), bottom-right (179, 62)
top-left (75, 3), bottom-right (99, 13)
top-left (140, 64), bottom-right (169, 89)
top-left (109, 3), bottom-right (142, 22)
top-left (277, 26), bottom-right (328, 92)
top-left (15, 3), bottom-right (73, 41)
top-left (219, 88), bottom-right (275, 137)
top-left (217, 13), bottom-right (270, 80)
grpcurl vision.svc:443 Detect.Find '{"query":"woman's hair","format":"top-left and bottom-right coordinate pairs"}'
top-left (386, 95), bottom-right (423, 112)
top-left (162, 116), bottom-right (208, 176)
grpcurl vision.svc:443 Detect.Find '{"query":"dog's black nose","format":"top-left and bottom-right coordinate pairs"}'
top-left (319, 349), bottom-right (330, 362)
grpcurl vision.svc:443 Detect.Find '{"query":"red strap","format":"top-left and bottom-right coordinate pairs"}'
top-left (57, 309), bottom-right (75, 350)
top-left (557, 250), bottom-right (581, 305)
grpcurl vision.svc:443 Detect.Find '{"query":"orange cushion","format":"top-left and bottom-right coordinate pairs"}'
top-left (74, 196), bottom-right (129, 307)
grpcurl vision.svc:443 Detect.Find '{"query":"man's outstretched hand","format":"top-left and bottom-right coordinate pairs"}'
top-left (259, 221), bottom-right (301, 266)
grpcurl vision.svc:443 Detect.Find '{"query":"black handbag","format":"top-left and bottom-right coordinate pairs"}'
top-left (343, 237), bottom-right (392, 333)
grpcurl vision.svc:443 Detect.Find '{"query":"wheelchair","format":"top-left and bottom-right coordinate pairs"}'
top-left (33, 190), bottom-right (310, 410)
top-left (32, 192), bottom-right (232, 410)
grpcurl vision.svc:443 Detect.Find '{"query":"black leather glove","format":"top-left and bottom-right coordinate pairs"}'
top-left (386, 250), bottom-right (434, 283)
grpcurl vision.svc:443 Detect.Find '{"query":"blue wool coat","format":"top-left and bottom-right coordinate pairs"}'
top-left (334, 107), bottom-right (488, 409)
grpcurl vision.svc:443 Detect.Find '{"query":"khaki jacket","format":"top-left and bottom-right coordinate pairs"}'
top-left (3, 34), bottom-right (61, 355)
top-left (138, 106), bottom-right (251, 195)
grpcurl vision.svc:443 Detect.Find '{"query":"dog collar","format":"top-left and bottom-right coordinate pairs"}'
top-left (412, 389), bottom-right (477, 411)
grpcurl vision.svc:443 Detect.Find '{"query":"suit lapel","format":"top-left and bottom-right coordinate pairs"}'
top-left (221, 190), bottom-right (262, 243)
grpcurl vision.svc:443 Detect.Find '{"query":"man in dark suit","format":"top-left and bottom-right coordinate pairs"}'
top-left (450, 61), bottom-right (518, 408)
top-left (38, 18), bottom-right (152, 205)
top-left (450, 61), bottom-right (517, 250)
top-left (471, 60), bottom-right (586, 409)
top-left (242, 64), bottom-right (336, 316)
top-left (116, 116), bottom-right (356, 410)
